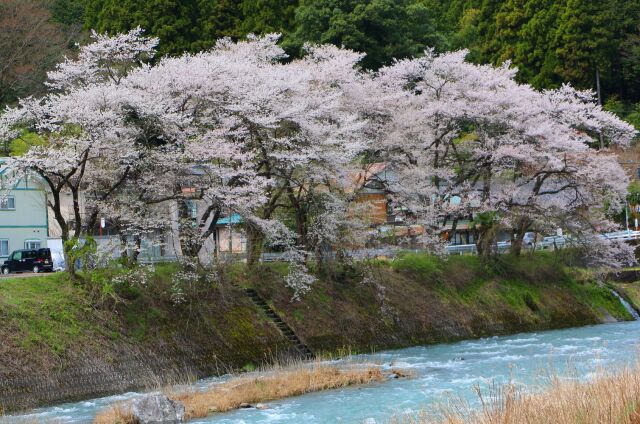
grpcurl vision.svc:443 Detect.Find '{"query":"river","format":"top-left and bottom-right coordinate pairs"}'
top-left (4, 320), bottom-right (640, 424)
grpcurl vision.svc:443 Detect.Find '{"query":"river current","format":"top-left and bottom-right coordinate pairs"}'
top-left (5, 320), bottom-right (640, 424)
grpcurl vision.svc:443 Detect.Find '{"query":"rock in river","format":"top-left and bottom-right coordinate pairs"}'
top-left (131, 394), bottom-right (185, 424)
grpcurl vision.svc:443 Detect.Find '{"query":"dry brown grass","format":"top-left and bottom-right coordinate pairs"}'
top-left (392, 364), bottom-right (640, 424)
top-left (93, 362), bottom-right (389, 423)
top-left (93, 403), bottom-right (135, 424)
top-left (176, 364), bottom-right (384, 419)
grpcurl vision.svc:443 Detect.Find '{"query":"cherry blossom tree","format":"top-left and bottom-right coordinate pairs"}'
top-left (146, 36), bottom-right (372, 267)
top-left (1, 30), bottom-right (373, 294)
top-left (2, 27), bottom-right (636, 289)
top-left (376, 49), bottom-right (636, 262)
top-left (0, 28), bottom-right (159, 277)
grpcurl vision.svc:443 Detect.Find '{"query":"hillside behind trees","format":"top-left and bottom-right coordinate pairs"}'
top-left (2, 0), bottom-right (640, 118)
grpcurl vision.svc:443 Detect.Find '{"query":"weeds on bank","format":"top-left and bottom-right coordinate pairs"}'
top-left (94, 403), bottom-right (134, 424)
top-left (391, 362), bottom-right (640, 424)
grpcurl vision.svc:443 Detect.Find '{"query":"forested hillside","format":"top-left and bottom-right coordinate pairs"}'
top-left (3, 0), bottom-right (640, 118)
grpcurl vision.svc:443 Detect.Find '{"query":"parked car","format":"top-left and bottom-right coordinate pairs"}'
top-left (1, 248), bottom-right (54, 274)
top-left (523, 232), bottom-right (536, 246)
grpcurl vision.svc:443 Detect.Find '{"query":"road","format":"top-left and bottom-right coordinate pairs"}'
top-left (0, 272), bottom-right (52, 279)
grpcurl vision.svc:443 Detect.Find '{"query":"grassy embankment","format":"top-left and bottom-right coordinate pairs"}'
top-left (0, 266), bottom-right (289, 376)
top-left (391, 363), bottom-right (640, 424)
top-left (235, 252), bottom-right (632, 354)
top-left (0, 252), bottom-right (633, 411)
top-left (0, 265), bottom-right (290, 412)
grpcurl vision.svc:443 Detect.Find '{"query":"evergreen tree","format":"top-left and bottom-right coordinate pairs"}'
top-left (286, 0), bottom-right (444, 69)
top-left (239, 0), bottom-right (298, 35)
top-left (553, 0), bottom-right (640, 99)
top-left (85, 0), bottom-right (238, 56)
top-left (554, 0), bottom-right (614, 91)
top-left (51, 0), bottom-right (87, 27)
top-left (489, 0), bottom-right (563, 88)
top-left (67, 0), bottom-right (640, 103)
top-left (193, 0), bottom-right (243, 51)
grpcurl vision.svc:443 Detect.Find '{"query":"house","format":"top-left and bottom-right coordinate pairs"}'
top-left (604, 145), bottom-right (640, 229)
top-left (613, 144), bottom-right (640, 181)
top-left (0, 159), bottom-right (49, 261)
top-left (212, 213), bottom-right (246, 254)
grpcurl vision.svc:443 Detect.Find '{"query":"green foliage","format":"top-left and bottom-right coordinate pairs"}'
top-left (470, 211), bottom-right (499, 230)
top-left (51, 0), bottom-right (87, 27)
top-left (439, 0), bottom-right (640, 105)
top-left (8, 130), bottom-right (47, 156)
top-left (605, 97), bottom-right (640, 131)
top-left (239, 0), bottom-right (298, 35)
top-left (391, 252), bottom-right (443, 276)
top-left (85, 0), bottom-right (200, 55)
top-left (64, 236), bottom-right (97, 271)
top-left (19, 0), bottom-right (640, 110)
top-left (628, 180), bottom-right (640, 204)
top-left (286, 0), bottom-right (445, 69)
top-left (242, 362), bottom-right (257, 372)
top-left (84, 0), bottom-right (296, 56)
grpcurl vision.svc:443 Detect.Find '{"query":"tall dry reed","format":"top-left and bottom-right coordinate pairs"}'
top-left (391, 364), bottom-right (640, 424)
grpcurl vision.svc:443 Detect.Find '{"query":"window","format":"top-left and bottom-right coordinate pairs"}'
top-left (186, 200), bottom-right (198, 219)
top-left (0, 196), bottom-right (15, 210)
top-left (0, 240), bottom-right (8, 257)
top-left (24, 240), bottom-right (41, 250)
top-left (11, 251), bottom-right (21, 261)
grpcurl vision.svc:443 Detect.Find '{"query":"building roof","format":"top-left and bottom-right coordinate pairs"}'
top-left (346, 162), bottom-right (393, 194)
top-left (217, 213), bottom-right (242, 225)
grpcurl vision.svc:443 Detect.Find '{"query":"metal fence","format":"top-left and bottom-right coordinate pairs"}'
top-left (47, 230), bottom-right (640, 267)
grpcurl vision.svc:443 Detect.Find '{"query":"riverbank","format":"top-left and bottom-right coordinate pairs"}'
top-left (0, 253), bottom-right (634, 412)
top-left (240, 253), bottom-right (633, 352)
top-left (15, 319), bottom-right (640, 424)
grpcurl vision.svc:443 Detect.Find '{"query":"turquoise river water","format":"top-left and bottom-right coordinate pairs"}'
top-left (4, 320), bottom-right (640, 424)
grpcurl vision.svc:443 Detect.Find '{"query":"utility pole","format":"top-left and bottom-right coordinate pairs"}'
top-left (228, 210), bottom-right (233, 258)
top-left (625, 200), bottom-right (630, 231)
top-left (596, 68), bottom-right (605, 149)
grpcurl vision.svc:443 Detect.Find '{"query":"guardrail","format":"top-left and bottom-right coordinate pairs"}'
top-left (46, 230), bottom-right (640, 266)
top-left (258, 230), bottom-right (640, 261)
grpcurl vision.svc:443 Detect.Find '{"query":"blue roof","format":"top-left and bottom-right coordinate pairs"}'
top-left (217, 213), bottom-right (242, 225)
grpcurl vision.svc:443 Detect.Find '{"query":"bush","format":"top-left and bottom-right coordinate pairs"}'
top-left (390, 252), bottom-right (443, 276)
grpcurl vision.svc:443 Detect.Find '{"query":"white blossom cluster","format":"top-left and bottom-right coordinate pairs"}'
top-left (0, 29), bottom-right (637, 291)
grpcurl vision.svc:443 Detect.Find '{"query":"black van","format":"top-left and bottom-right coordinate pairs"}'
top-left (1, 248), bottom-right (54, 274)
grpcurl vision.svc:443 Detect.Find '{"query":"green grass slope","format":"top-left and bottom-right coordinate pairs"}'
top-left (240, 253), bottom-right (630, 353)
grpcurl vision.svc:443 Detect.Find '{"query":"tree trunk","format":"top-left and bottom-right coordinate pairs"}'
top-left (510, 237), bottom-right (523, 257)
top-left (294, 208), bottom-right (308, 248)
top-left (510, 219), bottom-right (531, 257)
top-left (475, 227), bottom-right (495, 259)
top-left (246, 225), bottom-right (264, 267)
top-left (131, 235), bottom-right (141, 263)
top-left (118, 231), bottom-right (130, 265)
top-left (62, 234), bottom-right (77, 280)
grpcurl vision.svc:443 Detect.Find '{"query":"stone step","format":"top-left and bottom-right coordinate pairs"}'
top-left (241, 286), bottom-right (314, 359)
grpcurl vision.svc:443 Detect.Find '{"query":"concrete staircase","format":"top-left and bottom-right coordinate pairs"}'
top-left (243, 288), bottom-right (314, 359)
